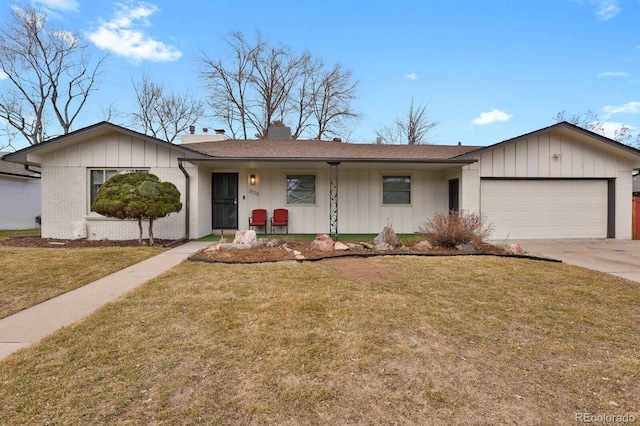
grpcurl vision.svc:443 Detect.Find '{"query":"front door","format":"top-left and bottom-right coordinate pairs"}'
top-left (212, 173), bottom-right (238, 230)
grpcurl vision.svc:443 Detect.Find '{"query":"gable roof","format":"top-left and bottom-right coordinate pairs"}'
top-left (0, 153), bottom-right (39, 178)
top-left (1, 121), bottom-right (210, 166)
top-left (181, 139), bottom-right (482, 163)
top-left (456, 121), bottom-right (640, 161)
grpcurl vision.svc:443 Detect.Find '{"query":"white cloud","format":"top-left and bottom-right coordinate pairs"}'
top-left (33, 0), bottom-right (79, 11)
top-left (87, 2), bottom-right (182, 63)
top-left (0, 70), bottom-right (7, 80)
top-left (598, 71), bottom-right (628, 77)
top-left (471, 109), bottom-right (513, 126)
top-left (404, 73), bottom-right (418, 80)
top-left (594, 0), bottom-right (621, 20)
top-left (602, 101), bottom-right (640, 118)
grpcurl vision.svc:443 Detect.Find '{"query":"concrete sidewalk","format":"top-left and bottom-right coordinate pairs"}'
top-left (0, 241), bottom-right (210, 360)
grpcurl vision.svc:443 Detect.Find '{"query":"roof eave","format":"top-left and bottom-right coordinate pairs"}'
top-left (456, 121), bottom-right (640, 160)
top-left (180, 157), bottom-right (477, 164)
top-left (2, 122), bottom-right (211, 166)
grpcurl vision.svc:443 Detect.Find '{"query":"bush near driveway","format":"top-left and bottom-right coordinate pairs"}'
top-left (0, 256), bottom-right (638, 425)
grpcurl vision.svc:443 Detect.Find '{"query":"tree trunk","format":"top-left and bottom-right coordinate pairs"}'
top-left (137, 218), bottom-right (144, 244)
top-left (148, 219), bottom-right (154, 246)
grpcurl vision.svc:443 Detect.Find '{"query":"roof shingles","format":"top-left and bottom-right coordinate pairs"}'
top-left (183, 140), bottom-right (482, 161)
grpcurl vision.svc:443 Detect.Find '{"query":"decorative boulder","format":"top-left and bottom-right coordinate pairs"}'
top-left (415, 240), bottom-right (433, 251)
top-left (456, 243), bottom-right (475, 252)
top-left (374, 226), bottom-right (400, 250)
top-left (505, 243), bottom-right (524, 255)
top-left (334, 241), bottom-right (350, 251)
top-left (311, 234), bottom-right (335, 251)
top-left (233, 230), bottom-right (257, 245)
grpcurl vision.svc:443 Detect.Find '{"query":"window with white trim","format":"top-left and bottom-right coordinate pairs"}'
top-left (382, 176), bottom-right (411, 205)
top-left (89, 169), bottom-right (148, 210)
top-left (287, 174), bottom-right (316, 205)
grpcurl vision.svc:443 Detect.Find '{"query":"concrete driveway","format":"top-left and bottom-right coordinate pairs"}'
top-left (512, 239), bottom-right (640, 283)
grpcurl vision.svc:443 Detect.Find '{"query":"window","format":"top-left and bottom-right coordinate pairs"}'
top-left (89, 169), bottom-right (147, 210)
top-left (287, 174), bottom-right (316, 204)
top-left (383, 176), bottom-right (411, 205)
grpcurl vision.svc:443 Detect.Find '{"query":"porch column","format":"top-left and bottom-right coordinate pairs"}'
top-left (460, 166), bottom-right (480, 214)
top-left (328, 162), bottom-right (340, 238)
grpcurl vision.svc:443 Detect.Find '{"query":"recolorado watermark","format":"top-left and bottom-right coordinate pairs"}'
top-left (575, 412), bottom-right (636, 423)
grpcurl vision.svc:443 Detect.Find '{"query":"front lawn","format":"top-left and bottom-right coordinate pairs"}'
top-left (0, 246), bottom-right (164, 319)
top-left (0, 256), bottom-right (638, 424)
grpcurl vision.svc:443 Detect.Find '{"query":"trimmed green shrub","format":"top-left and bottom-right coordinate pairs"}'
top-left (92, 173), bottom-right (182, 245)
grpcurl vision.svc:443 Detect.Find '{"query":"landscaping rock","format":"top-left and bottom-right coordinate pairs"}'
top-left (347, 243), bottom-right (365, 250)
top-left (505, 243), bottom-right (524, 255)
top-left (361, 242), bottom-right (375, 250)
top-left (233, 230), bottom-right (257, 245)
top-left (334, 241), bottom-right (350, 251)
top-left (374, 226), bottom-right (400, 250)
top-left (375, 242), bottom-right (394, 251)
top-left (456, 242), bottom-right (475, 252)
top-left (265, 238), bottom-right (281, 247)
top-left (415, 240), bottom-right (433, 251)
top-left (311, 234), bottom-right (335, 251)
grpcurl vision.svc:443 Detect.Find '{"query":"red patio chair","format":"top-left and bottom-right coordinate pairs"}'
top-left (248, 209), bottom-right (267, 233)
top-left (270, 208), bottom-right (289, 234)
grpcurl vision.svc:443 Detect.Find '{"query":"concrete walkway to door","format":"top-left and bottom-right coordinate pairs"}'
top-left (512, 239), bottom-right (640, 283)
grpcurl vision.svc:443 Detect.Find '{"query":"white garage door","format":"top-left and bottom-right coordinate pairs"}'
top-left (481, 180), bottom-right (608, 239)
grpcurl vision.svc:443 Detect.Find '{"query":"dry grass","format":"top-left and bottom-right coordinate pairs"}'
top-left (0, 246), bottom-right (164, 318)
top-left (0, 256), bottom-right (639, 424)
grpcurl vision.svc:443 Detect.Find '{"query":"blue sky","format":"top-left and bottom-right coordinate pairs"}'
top-left (2, 0), bottom-right (639, 149)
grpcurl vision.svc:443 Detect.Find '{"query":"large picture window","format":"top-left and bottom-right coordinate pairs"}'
top-left (287, 174), bottom-right (316, 205)
top-left (383, 176), bottom-right (411, 205)
top-left (89, 169), bottom-right (147, 210)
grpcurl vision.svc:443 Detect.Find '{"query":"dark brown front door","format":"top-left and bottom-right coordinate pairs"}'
top-left (212, 173), bottom-right (238, 229)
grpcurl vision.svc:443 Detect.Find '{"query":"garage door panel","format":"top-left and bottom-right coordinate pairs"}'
top-left (481, 180), bottom-right (607, 239)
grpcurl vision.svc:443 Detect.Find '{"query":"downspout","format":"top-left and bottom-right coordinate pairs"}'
top-left (164, 159), bottom-right (190, 247)
top-left (24, 165), bottom-right (41, 177)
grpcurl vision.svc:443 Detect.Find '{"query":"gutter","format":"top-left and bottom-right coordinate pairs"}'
top-left (164, 159), bottom-right (190, 248)
top-left (24, 165), bottom-right (41, 176)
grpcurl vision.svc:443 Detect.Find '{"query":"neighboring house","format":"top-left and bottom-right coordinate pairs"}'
top-left (3, 121), bottom-right (640, 241)
top-left (0, 152), bottom-right (41, 230)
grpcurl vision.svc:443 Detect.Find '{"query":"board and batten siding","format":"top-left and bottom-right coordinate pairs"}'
top-left (231, 166), bottom-right (450, 235)
top-left (466, 130), bottom-right (635, 239)
top-left (476, 131), bottom-right (627, 178)
top-left (40, 131), bottom-right (194, 240)
top-left (338, 169), bottom-right (448, 234)
top-left (241, 168), bottom-right (330, 234)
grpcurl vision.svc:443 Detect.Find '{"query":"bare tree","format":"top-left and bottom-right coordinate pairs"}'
top-left (131, 73), bottom-right (205, 143)
top-left (198, 32), bottom-right (260, 139)
top-left (376, 99), bottom-right (440, 144)
top-left (554, 110), bottom-right (638, 145)
top-left (310, 63), bottom-right (359, 140)
top-left (0, 5), bottom-right (104, 145)
top-left (198, 31), bottom-right (359, 140)
top-left (554, 110), bottom-right (605, 134)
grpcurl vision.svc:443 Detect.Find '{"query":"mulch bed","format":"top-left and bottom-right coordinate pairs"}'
top-left (0, 236), bottom-right (526, 264)
top-left (188, 239), bottom-right (510, 264)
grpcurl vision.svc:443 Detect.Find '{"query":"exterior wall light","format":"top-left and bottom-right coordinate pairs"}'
top-left (250, 174), bottom-right (256, 185)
